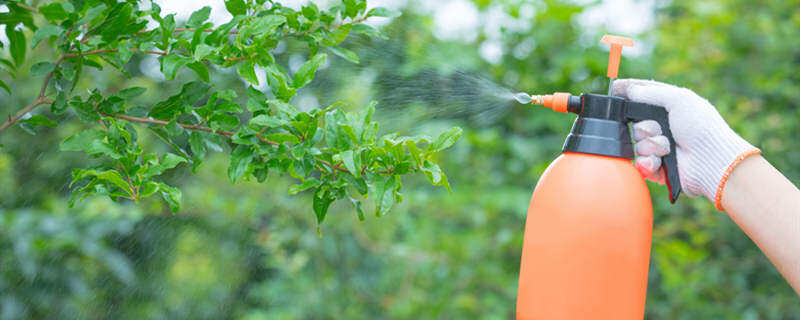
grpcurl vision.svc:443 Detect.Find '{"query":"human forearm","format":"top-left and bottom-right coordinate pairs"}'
top-left (722, 155), bottom-right (800, 294)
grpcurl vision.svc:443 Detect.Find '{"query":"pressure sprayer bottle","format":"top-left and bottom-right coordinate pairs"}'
top-left (515, 35), bottom-right (681, 319)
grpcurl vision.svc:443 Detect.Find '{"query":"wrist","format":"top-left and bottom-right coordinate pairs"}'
top-left (687, 127), bottom-right (760, 206)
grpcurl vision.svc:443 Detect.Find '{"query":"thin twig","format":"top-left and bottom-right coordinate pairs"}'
top-left (135, 28), bottom-right (239, 35)
top-left (64, 48), bottom-right (168, 58)
top-left (16, 4), bottom-right (39, 13)
top-left (0, 98), bottom-right (53, 131)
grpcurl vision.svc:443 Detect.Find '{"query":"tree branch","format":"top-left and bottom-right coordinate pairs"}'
top-left (285, 16), bottom-right (370, 38)
top-left (133, 15), bottom-right (366, 39)
top-left (0, 55), bottom-right (65, 132)
top-left (99, 113), bottom-right (394, 175)
top-left (65, 48), bottom-right (254, 62)
top-left (102, 113), bottom-right (280, 146)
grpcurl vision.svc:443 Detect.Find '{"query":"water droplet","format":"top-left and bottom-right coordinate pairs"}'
top-left (513, 92), bottom-right (531, 104)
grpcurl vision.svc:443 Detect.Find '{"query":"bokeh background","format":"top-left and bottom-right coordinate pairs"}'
top-left (2, 0), bottom-right (799, 319)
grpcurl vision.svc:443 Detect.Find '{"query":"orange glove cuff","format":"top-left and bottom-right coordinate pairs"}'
top-left (715, 148), bottom-right (762, 211)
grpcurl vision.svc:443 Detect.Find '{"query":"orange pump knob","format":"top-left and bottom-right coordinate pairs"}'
top-left (600, 35), bottom-right (634, 78)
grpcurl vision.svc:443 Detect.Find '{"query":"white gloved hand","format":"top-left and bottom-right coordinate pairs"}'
top-left (612, 79), bottom-right (760, 207)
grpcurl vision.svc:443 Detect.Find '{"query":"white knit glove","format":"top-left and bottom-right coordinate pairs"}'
top-left (612, 79), bottom-right (760, 206)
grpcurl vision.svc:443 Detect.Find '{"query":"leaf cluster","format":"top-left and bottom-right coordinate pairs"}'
top-left (0, 0), bottom-right (458, 225)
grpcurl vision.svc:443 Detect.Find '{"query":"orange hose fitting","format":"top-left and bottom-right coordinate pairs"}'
top-left (531, 92), bottom-right (572, 113)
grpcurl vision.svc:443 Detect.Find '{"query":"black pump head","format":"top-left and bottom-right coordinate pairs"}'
top-left (562, 93), bottom-right (682, 203)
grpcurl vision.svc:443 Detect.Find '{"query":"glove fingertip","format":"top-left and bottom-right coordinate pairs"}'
top-left (635, 156), bottom-right (659, 177)
top-left (632, 120), bottom-right (663, 140)
top-left (647, 169), bottom-right (666, 185)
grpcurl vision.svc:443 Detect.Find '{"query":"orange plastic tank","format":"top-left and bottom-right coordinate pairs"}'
top-left (516, 152), bottom-right (653, 320)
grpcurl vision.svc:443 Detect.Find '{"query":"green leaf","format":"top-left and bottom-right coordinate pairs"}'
top-left (95, 3), bottom-right (141, 42)
top-left (157, 13), bottom-right (176, 47)
top-left (302, 3), bottom-right (319, 19)
top-left (293, 53), bottom-right (327, 89)
top-left (250, 15), bottom-right (286, 36)
top-left (264, 133), bottom-right (300, 144)
top-left (140, 181), bottom-right (159, 198)
top-left (6, 26), bottom-right (26, 67)
top-left (431, 127), bottom-right (463, 151)
top-left (265, 66), bottom-right (295, 101)
top-left (148, 81), bottom-right (210, 120)
top-left (78, 3), bottom-right (107, 25)
top-left (205, 16), bottom-right (243, 45)
top-left (0, 79), bottom-right (9, 94)
top-left (326, 24), bottom-right (352, 45)
top-left (225, 0), bottom-right (246, 16)
top-left (313, 188), bottom-right (334, 224)
top-left (95, 171), bottom-right (131, 193)
top-left (349, 197), bottom-right (365, 221)
top-left (352, 24), bottom-right (388, 40)
top-left (249, 114), bottom-right (284, 127)
top-left (179, 81), bottom-right (211, 102)
top-left (228, 145), bottom-right (254, 183)
top-left (148, 127), bottom-right (191, 160)
top-left (237, 60), bottom-right (259, 85)
top-left (75, 169), bottom-right (131, 194)
top-left (159, 55), bottom-right (192, 80)
top-left (208, 113), bottom-right (239, 131)
top-left (117, 87), bottom-right (146, 100)
top-left (374, 175), bottom-right (397, 217)
top-left (212, 89), bottom-right (237, 101)
top-left (231, 126), bottom-right (258, 145)
top-left (51, 91), bottom-right (68, 113)
top-left (247, 85), bottom-right (267, 100)
top-left (187, 61), bottom-right (210, 82)
top-left (340, 150), bottom-right (361, 178)
top-left (193, 44), bottom-right (214, 61)
top-left (189, 132), bottom-right (207, 158)
top-left (157, 183), bottom-right (182, 213)
top-left (39, 2), bottom-right (71, 20)
top-left (288, 177), bottom-right (321, 194)
top-left (164, 120), bottom-right (185, 136)
top-left (20, 115), bottom-right (57, 128)
top-left (148, 96), bottom-right (183, 121)
top-left (187, 6), bottom-right (211, 26)
top-left (145, 153), bottom-right (187, 177)
top-left (327, 46), bottom-right (359, 64)
top-left (189, 131), bottom-right (207, 172)
top-left (214, 100), bottom-right (242, 113)
top-left (31, 25), bottom-right (64, 48)
top-left (368, 7), bottom-right (402, 18)
top-left (60, 130), bottom-right (106, 151)
top-left (343, 0), bottom-right (365, 17)
top-left (30, 62), bottom-right (56, 77)
top-left (421, 160), bottom-right (449, 190)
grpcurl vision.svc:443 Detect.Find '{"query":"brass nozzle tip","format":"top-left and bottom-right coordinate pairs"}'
top-left (531, 95), bottom-right (545, 105)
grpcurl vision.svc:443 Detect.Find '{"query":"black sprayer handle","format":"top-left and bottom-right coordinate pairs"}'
top-left (625, 101), bottom-right (682, 203)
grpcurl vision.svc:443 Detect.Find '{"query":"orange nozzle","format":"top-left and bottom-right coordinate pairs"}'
top-left (600, 34), bottom-right (634, 79)
top-left (531, 92), bottom-right (571, 113)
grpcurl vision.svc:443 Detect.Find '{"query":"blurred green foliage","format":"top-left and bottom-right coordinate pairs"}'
top-left (1, 0), bottom-right (798, 319)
